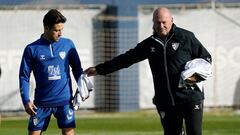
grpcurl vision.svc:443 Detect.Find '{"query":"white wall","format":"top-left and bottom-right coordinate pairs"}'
top-left (0, 9), bottom-right (101, 110)
top-left (0, 7), bottom-right (240, 111)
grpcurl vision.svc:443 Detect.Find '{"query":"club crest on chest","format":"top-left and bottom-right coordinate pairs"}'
top-left (59, 51), bottom-right (66, 60)
top-left (172, 42), bottom-right (180, 51)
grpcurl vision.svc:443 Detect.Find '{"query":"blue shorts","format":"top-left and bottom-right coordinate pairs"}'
top-left (28, 104), bottom-right (75, 131)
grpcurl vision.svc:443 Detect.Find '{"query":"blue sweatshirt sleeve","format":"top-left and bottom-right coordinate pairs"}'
top-left (19, 46), bottom-right (32, 106)
top-left (69, 42), bottom-right (83, 81)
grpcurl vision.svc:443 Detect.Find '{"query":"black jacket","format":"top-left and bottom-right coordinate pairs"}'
top-left (96, 24), bottom-right (212, 109)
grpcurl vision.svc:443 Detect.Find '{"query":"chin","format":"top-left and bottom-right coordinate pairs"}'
top-left (54, 38), bottom-right (60, 42)
top-left (160, 31), bottom-right (168, 36)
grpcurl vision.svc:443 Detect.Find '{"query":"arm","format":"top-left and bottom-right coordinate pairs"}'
top-left (85, 42), bottom-right (148, 76)
top-left (69, 43), bottom-right (83, 81)
top-left (185, 33), bottom-right (212, 84)
top-left (190, 33), bottom-right (212, 63)
top-left (19, 47), bottom-right (37, 115)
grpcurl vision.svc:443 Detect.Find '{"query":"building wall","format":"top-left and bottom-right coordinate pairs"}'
top-left (0, 7), bottom-right (240, 111)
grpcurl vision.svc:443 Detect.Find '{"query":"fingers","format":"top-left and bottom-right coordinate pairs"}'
top-left (83, 67), bottom-right (92, 75)
top-left (26, 107), bottom-right (36, 116)
top-left (84, 67), bottom-right (98, 77)
top-left (30, 108), bottom-right (37, 116)
top-left (31, 104), bottom-right (38, 115)
top-left (25, 102), bottom-right (37, 116)
top-left (185, 78), bottom-right (196, 85)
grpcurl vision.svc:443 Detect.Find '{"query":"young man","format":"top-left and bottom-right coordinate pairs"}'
top-left (84, 7), bottom-right (212, 135)
top-left (19, 9), bottom-right (83, 135)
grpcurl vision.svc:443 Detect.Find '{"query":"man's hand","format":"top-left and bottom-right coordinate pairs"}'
top-left (25, 101), bottom-right (37, 116)
top-left (185, 73), bottom-right (202, 85)
top-left (84, 67), bottom-right (98, 77)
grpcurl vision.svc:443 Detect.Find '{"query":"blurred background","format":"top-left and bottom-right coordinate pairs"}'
top-left (0, 0), bottom-right (240, 114)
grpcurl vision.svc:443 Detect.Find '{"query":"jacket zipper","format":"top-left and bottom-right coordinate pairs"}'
top-left (49, 44), bottom-right (54, 57)
top-left (164, 34), bottom-right (175, 106)
top-left (152, 35), bottom-right (175, 106)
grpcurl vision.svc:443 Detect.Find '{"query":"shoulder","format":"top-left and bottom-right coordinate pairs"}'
top-left (139, 35), bottom-right (155, 45)
top-left (174, 26), bottom-right (195, 39)
top-left (59, 37), bottom-right (74, 44)
top-left (59, 37), bottom-right (76, 48)
top-left (24, 38), bottom-right (42, 50)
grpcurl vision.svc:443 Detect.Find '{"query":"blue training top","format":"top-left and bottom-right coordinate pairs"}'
top-left (19, 35), bottom-right (83, 107)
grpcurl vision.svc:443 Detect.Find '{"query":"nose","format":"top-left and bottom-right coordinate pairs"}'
top-left (58, 31), bottom-right (62, 37)
top-left (160, 23), bottom-right (165, 29)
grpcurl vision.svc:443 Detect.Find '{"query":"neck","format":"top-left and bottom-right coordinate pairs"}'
top-left (154, 31), bottom-right (167, 41)
top-left (159, 34), bottom-right (168, 40)
top-left (42, 33), bottom-right (52, 42)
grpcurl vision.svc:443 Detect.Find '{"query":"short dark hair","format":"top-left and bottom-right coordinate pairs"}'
top-left (43, 9), bottom-right (67, 28)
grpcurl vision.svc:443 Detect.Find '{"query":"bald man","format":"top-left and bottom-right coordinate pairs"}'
top-left (85, 7), bottom-right (211, 135)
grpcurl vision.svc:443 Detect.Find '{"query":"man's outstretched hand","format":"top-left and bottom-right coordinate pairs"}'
top-left (84, 67), bottom-right (98, 77)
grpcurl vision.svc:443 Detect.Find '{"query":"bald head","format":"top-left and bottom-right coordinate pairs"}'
top-left (153, 7), bottom-right (172, 20)
top-left (152, 7), bottom-right (173, 38)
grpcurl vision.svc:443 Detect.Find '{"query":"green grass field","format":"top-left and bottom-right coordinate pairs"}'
top-left (1, 110), bottom-right (240, 135)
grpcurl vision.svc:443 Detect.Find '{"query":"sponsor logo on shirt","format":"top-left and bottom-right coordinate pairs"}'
top-left (48, 65), bottom-right (61, 80)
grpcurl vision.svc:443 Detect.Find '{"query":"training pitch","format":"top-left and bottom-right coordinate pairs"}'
top-left (0, 110), bottom-right (240, 135)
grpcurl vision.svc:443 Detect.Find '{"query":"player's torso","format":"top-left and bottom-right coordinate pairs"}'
top-left (30, 38), bottom-right (72, 82)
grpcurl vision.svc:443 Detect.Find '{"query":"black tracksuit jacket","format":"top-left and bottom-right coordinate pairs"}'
top-left (95, 24), bottom-right (212, 110)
